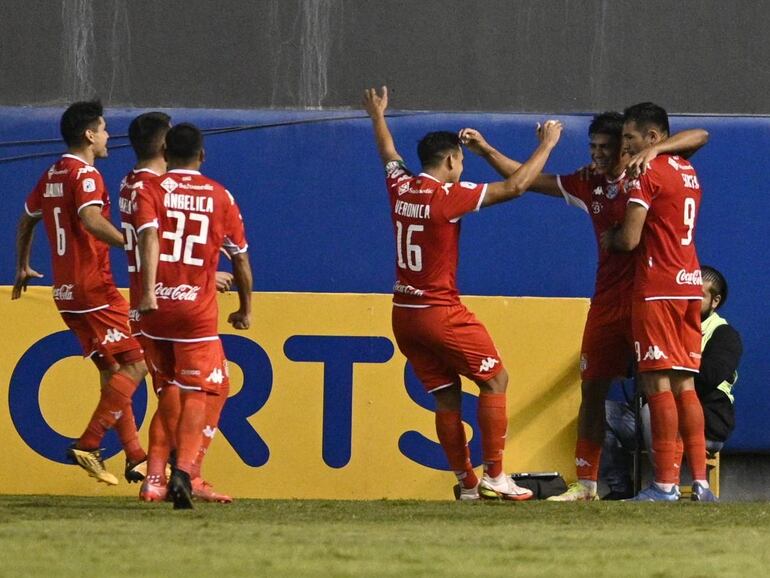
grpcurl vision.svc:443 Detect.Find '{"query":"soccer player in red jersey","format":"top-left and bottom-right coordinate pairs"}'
top-left (121, 112), bottom-right (235, 503)
top-left (602, 102), bottom-right (712, 501)
top-left (135, 123), bottom-right (252, 509)
top-left (461, 116), bottom-right (708, 500)
top-left (364, 86), bottom-right (563, 501)
top-left (12, 100), bottom-right (148, 485)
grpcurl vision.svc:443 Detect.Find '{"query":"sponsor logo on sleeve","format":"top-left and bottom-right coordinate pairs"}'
top-left (624, 179), bottom-right (641, 193)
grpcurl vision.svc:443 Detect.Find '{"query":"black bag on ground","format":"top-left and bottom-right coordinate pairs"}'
top-left (511, 472), bottom-right (568, 499)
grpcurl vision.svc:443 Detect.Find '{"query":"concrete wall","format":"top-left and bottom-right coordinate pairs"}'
top-left (2, 0), bottom-right (769, 113)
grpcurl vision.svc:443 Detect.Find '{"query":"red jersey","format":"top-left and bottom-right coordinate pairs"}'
top-left (385, 160), bottom-right (486, 307)
top-left (557, 171), bottom-right (634, 307)
top-left (134, 169), bottom-right (248, 341)
top-left (119, 168), bottom-right (161, 328)
top-left (625, 155), bottom-right (702, 300)
top-left (24, 154), bottom-right (123, 313)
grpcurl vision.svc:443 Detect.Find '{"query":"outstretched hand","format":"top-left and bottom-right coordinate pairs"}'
top-left (537, 120), bottom-right (564, 147)
top-left (626, 148), bottom-right (658, 178)
top-left (458, 128), bottom-right (490, 156)
top-left (11, 267), bottom-right (43, 300)
top-left (363, 86), bottom-right (389, 118)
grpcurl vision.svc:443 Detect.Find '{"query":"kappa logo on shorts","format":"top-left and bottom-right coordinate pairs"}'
top-left (479, 357), bottom-right (499, 373)
top-left (202, 426), bottom-right (218, 439)
top-left (575, 457), bottom-right (592, 468)
top-left (206, 368), bottom-right (225, 385)
top-left (101, 328), bottom-right (128, 345)
top-left (642, 345), bottom-right (669, 361)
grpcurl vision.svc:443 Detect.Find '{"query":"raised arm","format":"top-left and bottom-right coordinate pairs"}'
top-left (12, 213), bottom-right (44, 299)
top-left (459, 127), bottom-right (561, 197)
top-left (600, 202), bottom-right (647, 252)
top-left (627, 128), bottom-right (709, 177)
top-left (480, 121), bottom-right (563, 207)
top-left (363, 86), bottom-right (403, 165)
top-left (227, 252), bottom-right (252, 330)
top-left (79, 205), bottom-right (124, 247)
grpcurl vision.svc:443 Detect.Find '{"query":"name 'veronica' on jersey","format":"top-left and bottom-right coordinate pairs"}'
top-left (385, 160), bottom-right (487, 307)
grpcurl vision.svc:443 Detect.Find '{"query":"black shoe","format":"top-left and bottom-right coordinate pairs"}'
top-left (602, 489), bottom-right (634, 501)
top-left (125, 457), bottom-right (147, 483)
top-left (168, 469), bottom-right (194, 510)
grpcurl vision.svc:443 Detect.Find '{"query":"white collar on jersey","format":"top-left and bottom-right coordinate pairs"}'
top-left (605, 170), bottom-right (626, 184)
top-left (167, 169), bottom-right (201, 175)
top-left (62, 153), bottom-right (91, 166)
top-left (418, 172), bottom-right (442, 183)
top-left (133, 168), bottom-right (160, 176)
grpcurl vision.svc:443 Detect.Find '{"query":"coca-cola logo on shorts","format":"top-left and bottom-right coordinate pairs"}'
top-left (154, 283), bottom-right (201, 301)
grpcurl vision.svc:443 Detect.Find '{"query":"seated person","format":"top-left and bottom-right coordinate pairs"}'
top-left (600, 265), bottom-right (743, 499)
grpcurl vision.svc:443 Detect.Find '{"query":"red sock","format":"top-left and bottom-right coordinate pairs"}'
top-left (674, 436), bottom-right (684, 484)
top-left (158, 385), bottom-right (181, 452)
top-left (647, 390), bottom-right (679, 484)
top-left (174, 391), bottom-right (207, 475)
top-left (477, 392), bottom-right (507, 478)
top-left (146, 410), bottom-right (170, 483)
top-left (675, 389), bottom-right (707, 480)
top-left (77, 373), bottom-right (137, 450)
top-left (190, 387), bottom-right (229, 480)
top-left (435, 409), bottom-right (478, 489)
top-left (575, 438), bottom-right (602, 481)
top-left (114, 403), bottom-right (146, 464)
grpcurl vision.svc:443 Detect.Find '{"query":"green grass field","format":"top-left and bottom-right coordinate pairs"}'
top-left (2, 496), bottom-right (769, 577)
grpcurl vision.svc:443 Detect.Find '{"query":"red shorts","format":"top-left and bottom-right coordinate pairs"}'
top-left (143, 337), bottom-right (229, 395)
top-left (632, 299), bottom-right (701, 373)
top-left (580, 301), bottom-right (634, 381)
top-left (61, 302), bottom-right (144, 371)
top-left (392, 304), bottom-right (504, 393)
top-left (137, 334), bottom-right (172, 395)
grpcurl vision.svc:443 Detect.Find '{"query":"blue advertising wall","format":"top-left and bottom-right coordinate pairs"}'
top-left (1, 107), bottom-right (767, 452)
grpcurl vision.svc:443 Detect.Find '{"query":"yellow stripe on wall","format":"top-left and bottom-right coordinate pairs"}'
top-left (0, 287), bottom-right (588, 499)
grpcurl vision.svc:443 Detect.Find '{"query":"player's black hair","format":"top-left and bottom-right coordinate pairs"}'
top-left (701, 265), bottom-right (728, 310)
top-left (417, 131), bottom-right (461, 168)
top-left (623, 102), bottom-right (670, 136)
top-left (165, 122), bottom-right (203, 162)
top-left (129, 112), bottom-right (171, 160)
top-left (60, 100), bottom-right (104, 147)
top-left (589, 111), bottom-right (624, 140)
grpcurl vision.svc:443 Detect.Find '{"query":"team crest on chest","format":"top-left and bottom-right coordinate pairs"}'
top-left (606, 183), bottom-right (619, 199)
